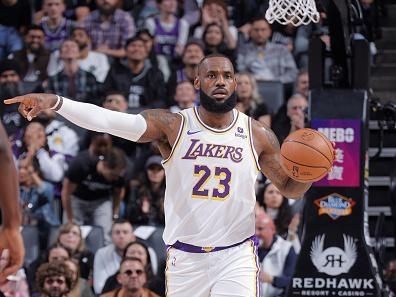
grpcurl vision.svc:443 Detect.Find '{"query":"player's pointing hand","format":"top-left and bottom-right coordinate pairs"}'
top-left (4, 93), bottom-right (58, 121)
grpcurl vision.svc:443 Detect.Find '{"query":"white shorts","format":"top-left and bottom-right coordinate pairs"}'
top-left (165, 239), bottom-right (260, 297)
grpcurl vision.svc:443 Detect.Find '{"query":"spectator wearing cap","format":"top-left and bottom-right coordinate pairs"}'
top-left (47, 27), bottom-right (110, 84)
top-left (166, 38), bottom-right (204, 104)
top-left (100, 257), bottom-right (160, 297)
top-left (144, 0), bottom-right (189, 63)
top-left (8, 25), bottom-right (50, 91)
top-left (103, 36), bottom-right (166, 111)
top-left (127, 155), bottom-right (165, 226)
top-left (0, 24), bottom-right (23, 60)
top-left (46, 39), bottom-right (100, 104)
top-left (81, 0), bottom-right (135, 59)
top-left (0, 59), bottom-right (28, 136)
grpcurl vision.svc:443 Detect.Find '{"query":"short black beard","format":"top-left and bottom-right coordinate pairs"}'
top-left (0, 82), bottom-right (23, 99)
top-left (199, 89), bottom-right (237, 113)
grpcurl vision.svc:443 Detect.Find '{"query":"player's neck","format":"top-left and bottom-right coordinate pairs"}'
top-left (197, 106), bottom-right (234, 130)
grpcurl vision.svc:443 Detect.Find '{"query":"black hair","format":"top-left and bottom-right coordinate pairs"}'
top-left (26, 24), bottom-right (44, 34)
top-left (102, 147), bottom-right (127, 170)
top-left (125, 35), bottom-right (145, 48)
top-left (197, 53), bottom-right (234, 74)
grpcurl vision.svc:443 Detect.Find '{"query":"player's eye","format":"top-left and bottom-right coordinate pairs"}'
top-left (207, 74), bottom-right (216, 79)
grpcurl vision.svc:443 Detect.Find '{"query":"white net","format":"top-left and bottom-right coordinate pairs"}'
top-left (265, 0), bottom-right (320, 26)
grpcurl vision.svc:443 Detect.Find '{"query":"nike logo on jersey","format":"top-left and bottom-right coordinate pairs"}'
top-left (187, 130), bottom-right (202, 135)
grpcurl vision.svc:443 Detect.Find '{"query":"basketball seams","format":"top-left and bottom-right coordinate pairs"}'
top-left (280, 153), bottom-right (329, 169)
top-left (283, 139), bottom-right (332, 166)
top-left (314, 131), bottom-right (334, 161)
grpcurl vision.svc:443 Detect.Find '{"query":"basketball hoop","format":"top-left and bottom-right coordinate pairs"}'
top-left (265, 0), bottom-right (320, 26)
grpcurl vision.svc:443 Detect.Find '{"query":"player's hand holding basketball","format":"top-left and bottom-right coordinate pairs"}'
top-left (4, 93), bottom-right (58, 121)
top-left (280, 128), bottom-right (335, 183)
top-left (0, 227), bottom-right (24, 283)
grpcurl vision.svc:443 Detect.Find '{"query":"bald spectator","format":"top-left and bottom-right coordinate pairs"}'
top-left (256, 214), bottom-right (297, 297)
top-left (82, 0), bottom-right (135, 59)
top-left (271, 93), bottom-right (308, 143)
top-left (169, 80), bottom-right (196, 112)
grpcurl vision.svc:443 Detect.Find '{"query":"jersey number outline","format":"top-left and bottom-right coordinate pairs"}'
top-left (192, 165), bottom-right (231, 200)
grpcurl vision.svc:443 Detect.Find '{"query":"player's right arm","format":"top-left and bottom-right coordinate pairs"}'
top-left (3, 93), bottom-right (181, 145)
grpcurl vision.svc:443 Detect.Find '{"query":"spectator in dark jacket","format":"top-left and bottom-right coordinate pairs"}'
top-left (104, 36), bottom-right (167, 111)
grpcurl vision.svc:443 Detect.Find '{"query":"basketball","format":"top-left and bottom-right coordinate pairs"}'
top-left (280, 128), bottom-right (334, 182)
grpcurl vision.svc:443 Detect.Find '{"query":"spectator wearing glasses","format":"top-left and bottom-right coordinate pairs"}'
top-left (100, 257), bottom-right (160, 297)
top-left (34, 261), bottom-right (74, 297)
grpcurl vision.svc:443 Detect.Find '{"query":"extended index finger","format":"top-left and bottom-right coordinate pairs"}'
top-left (3, 96), bottom-right (26, 105)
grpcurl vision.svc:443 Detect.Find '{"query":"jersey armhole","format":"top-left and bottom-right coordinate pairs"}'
top-left (162, 112), bottom-right (186, 165)
top-left (248, 117), bottom-right (261, 172)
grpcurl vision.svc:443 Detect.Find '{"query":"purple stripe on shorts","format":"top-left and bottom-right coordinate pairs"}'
top-left (168, 235), bottom-right (258, 253)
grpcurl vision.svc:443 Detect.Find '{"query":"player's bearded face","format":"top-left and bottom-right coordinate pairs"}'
top-left (199, 88), bottom-right (237, 113)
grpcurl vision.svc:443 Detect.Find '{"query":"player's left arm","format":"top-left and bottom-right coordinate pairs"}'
top-left (252, 120), bottom-right (311, 199)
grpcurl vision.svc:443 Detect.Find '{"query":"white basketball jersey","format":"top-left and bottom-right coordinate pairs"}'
top-left (162, 107), bottom-right (261, 247)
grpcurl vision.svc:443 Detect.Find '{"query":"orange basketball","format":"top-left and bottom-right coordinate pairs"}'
top-left (280, 128), bottom-right (334, 182)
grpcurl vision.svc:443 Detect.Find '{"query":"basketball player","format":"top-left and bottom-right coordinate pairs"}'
top-left (0, 122), bottom-right (24, 282)
top-left (5, 54), bottom-right (313, 296)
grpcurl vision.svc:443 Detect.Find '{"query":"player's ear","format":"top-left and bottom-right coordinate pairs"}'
top-left (194, 77), bottom-right (200, 90)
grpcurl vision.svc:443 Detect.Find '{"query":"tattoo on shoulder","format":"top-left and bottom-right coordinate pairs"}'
top-left (141, 109), bottom-right (179, 127)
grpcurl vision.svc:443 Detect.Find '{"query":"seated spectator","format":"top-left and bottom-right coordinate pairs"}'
top-left (93, 219), bottom-right (136, 294)
top-left (0, 24), bottom-right (23, 60)
top-left (38, 0), bottom-right (75, 52)
top-left (259, 181), bottom-right (292, 237)
top-left (193, 0), bottom-right (237, 50)
top-left (62, 146), bottom-right (127, 244)
top-left (0, 60), bottom-right (27, 136)
top-left (169, 80), bottom-right (196, 112)
top-left (46, 39), bottom-right (100, 104)
top-left (256, 213), bottom-right (297, 297)
top-left (102, 241), bottom-right (163, 295)
top-left (64, 259), bottom-right (94, 297)
top-left (144, 0), bottom-right (189, 63)
top-left (81, 0), bottom-right (135, 59)
top-left (8, 25), bottom-right (49, 91)
top-left (127, 155), bottom-right (165, 226)
top-left (19, 155), bottom-right (59, 248)
top-left (47, 27), bottom-right (110, 84)
top-left (14, 121), bottom-right (66, 183)
top-left (235, 72), bottom-right (271, 127)
top-left (237, 16), bottom-right (298, 84)
top-left (34, 261), bottom-right (74, 297)
top-left (27, 244), bottom-right (70, 295)
top-left (55, 222), bottom-right (94, 280)
top-left (136, 28), bottom-right (171, 83)
top-left (271, 93), bottom-right (308, 143)
top-left (100, 257), bottom-right (160, 297)
top-left (202, 22), bottom-right (236, 65)
top-left (104, 36), bottom-right (166, 110)
top-left (166, 38), bottom-right (204, 102)
top-left (34, 109), bottom-right (79, 157)
top-left (294, 69), bottom-right (309, 98)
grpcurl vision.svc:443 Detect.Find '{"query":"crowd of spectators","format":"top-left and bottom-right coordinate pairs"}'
top-left (0, 0), bottom-right (379, 296)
